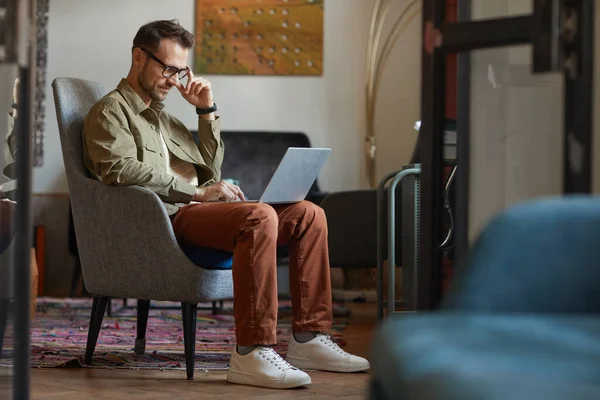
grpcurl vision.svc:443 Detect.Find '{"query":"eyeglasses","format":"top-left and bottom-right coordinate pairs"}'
top-left (139, 48), bottom-right (190, 80)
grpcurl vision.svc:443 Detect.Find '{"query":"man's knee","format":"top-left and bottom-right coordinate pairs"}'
top-left (243, 203), bottom-right (278, 235)
top-left (296, 201), bottom-right (327, 228)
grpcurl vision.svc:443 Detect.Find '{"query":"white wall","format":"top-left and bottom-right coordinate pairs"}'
top-left (374, 2), bottom-right (422, 184)
top-left (33, 0), bottom-right (422, 194)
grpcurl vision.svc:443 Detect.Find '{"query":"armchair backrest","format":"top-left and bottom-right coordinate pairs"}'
top-left (51, 77), bottom-right (109, 186)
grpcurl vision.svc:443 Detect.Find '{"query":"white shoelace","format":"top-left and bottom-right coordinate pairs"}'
top-left (258, 347), bottom-right (297, 371)
top-left (317, 334), bottom-right (349, 356)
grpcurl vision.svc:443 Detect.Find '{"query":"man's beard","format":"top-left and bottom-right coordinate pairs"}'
top-left (138, 71), bottom-right (169, 102)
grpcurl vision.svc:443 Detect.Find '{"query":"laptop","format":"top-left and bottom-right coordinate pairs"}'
top-left (243, 147), bottom-right (331, 204)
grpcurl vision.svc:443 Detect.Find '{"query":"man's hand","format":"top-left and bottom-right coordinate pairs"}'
top-left (11, 78), bottom-right (19, 117)
top-left (176, 70), bottom-right (214, 109)
top-left (12, 77), bottom-right (19, 104)
top-left (193, 180), bottom-right (245, 202)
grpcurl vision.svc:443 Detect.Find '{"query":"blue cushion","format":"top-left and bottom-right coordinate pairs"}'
top-left (180, 243), bottom-right (233, 270)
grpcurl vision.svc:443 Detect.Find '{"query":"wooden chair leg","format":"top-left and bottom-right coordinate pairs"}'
top-left (135, 299), bottom-right (150, 355)
top-left (85, 296), bottom-right (109, 365)
top-left (181, 302), bottom-right (197, 380)
top-left (0, 298), bottom-right (9, 357)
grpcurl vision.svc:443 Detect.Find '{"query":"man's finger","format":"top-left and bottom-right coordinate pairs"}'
top-left (221, 181), bottom-right (244, 201)
top-left (186, 75), bottom-right (198, 94)
top-left (188, 80), bottom-right (198, 95)
top-left (231, 184), bottom-right (246, 201)
top-left (194, 82), bottom-right (205, 95)
top-left (219, 187), bottom-right (235, 202)
top-left (13, 78), bottom-right (20, 103)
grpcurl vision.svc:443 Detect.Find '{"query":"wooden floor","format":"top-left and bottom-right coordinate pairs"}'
top-left (0, 303), bottom-right (377, 400)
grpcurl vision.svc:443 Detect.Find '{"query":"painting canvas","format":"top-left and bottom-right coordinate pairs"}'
top-left (194, 0), bottom-right (324, 76)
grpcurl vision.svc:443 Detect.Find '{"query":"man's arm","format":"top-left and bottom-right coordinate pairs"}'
top-left (4, 111), bottom-right (17, 172)
top-left (5, 78), bottom-right (18, 168)
top-left (84, 100), bottom-right (196, 204)
top-left (1, 109), bottom-right (19, 200)
top-left (196, 115), bottom-right (224, 183)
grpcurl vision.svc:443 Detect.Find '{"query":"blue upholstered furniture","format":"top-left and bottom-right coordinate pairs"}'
top-left (370, 196), bottom-right (600, 399)
top-left (52, 77), bottom-right (234, 380)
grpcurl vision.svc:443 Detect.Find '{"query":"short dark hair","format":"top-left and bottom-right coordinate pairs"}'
top-left (132, 19), bottom-right (194, 53)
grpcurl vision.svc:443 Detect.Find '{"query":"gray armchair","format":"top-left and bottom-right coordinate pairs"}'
top-left (51, 77), bottom-right (234, 380)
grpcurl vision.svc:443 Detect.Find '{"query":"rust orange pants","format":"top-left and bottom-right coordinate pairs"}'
top-left (172, 200), bottom-right (333, 346)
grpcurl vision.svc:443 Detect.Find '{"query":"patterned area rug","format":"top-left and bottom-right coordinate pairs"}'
top-left (0, 297), bottom-right (349, 371)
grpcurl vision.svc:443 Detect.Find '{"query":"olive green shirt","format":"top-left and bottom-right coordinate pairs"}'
top-left (83, 79), bottom-right (224, 215)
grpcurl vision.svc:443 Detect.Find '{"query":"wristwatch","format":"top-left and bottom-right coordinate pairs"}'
top-left (196, 103), bottom-right (217, 115)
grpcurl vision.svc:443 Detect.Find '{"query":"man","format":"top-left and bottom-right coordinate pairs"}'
top-left (0, 78), bottom-right (19, 253)
top-left (83, 20), bottom-right (369, 389)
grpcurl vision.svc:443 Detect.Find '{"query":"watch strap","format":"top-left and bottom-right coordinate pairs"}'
top-left (196, 103), bottom-right (217, 115)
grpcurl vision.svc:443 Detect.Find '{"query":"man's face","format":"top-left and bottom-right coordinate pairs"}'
top-left (138, 38), bottom-right (189, 102)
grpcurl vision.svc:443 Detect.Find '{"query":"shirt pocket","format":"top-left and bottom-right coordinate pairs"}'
top-left (169, 135), bottom-right (200, 164)
top-left (132, 129), bottom-right (165, 167)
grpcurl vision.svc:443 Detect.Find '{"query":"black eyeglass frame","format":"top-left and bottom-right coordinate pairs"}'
top-left (139, 47), bottom-right (190, 80)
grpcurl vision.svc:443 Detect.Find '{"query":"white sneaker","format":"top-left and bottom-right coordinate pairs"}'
top-left (286, 333), bottom-right (371, 373)
top-left (227, 346), bottom-right (312, 389)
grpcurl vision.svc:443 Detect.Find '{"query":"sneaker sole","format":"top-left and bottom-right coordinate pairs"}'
top-left (286, 355), bottom-right (370, 373)
top-left (226, 369), bottom-right (312, 389)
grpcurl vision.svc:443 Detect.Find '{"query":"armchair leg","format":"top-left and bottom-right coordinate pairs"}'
top-left (0, 298), bottom-right (8, 357)
top-left (69, 259), bottom-right (81, 297)
top-left (181, 302), bottom-right (198, 380)
top-left (85, 296), bottom-right (109, 365)
top-left (106, 298), bottom-right (112, 317)
top-left (211, 300), bottom-right (225, 316)
top-left (135, 299), bottom-right (150, 355)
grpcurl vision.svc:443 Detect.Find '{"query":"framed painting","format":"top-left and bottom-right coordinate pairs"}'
top-left (194, 0), bottom-right (324, 76)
